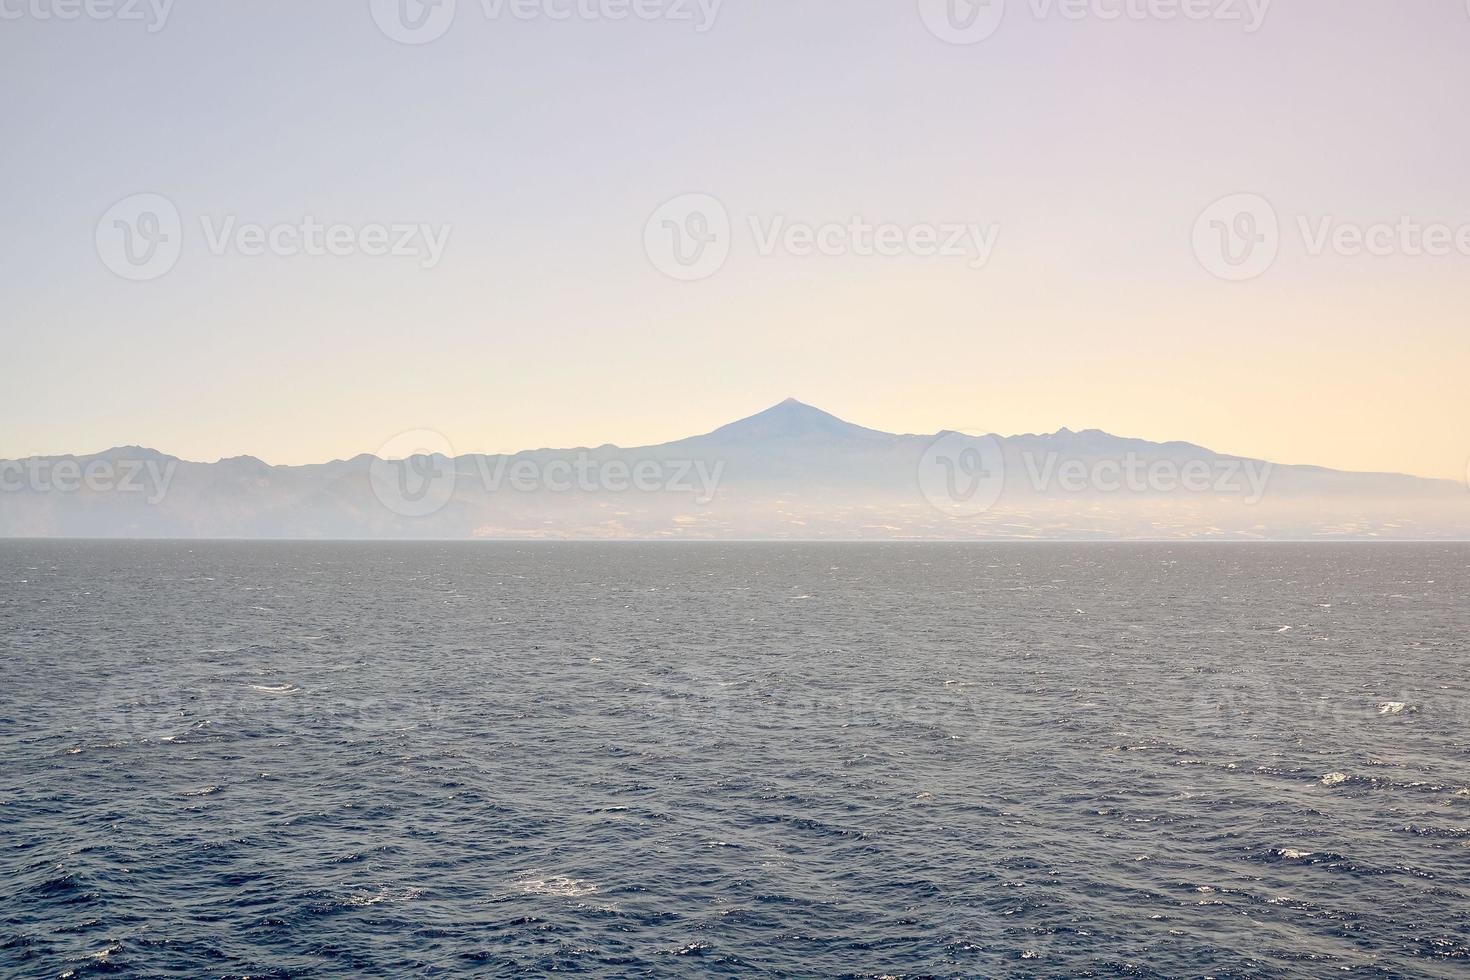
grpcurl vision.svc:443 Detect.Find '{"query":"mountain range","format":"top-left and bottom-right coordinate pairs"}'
top-left (2, 399), bottom-right (1466, 540)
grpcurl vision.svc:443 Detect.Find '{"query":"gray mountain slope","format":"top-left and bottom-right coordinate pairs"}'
top-left (2, 401), bottom-right (1465, 539)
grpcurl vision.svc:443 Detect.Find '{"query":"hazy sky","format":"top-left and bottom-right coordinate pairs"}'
top-left (3, 0), bottom-right (1468, 479)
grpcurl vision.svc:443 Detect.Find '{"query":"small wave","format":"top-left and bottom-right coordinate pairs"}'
top-left (85, 941), bottom-right (123, 964)
top-left (1398, 824), bottom-right (1470, 840)
top-left (1322, 772), bottom-right (1350, 787)
top-left (64, 739), bottom-right (129, 756)
top-left (663, 941), bottom-right (712, 956)
top-left (31, 870), bottom-right (105, 913)
top-left (1378, 702), bottom-right (1418, 716)
top-left (1271, 847), bottom-right (1318, 861)
top-left (159, 720), bottom-right (216, 744)
top-left (250, 683), bottom-right (301, 695)
top-left (516, 873), bottom-right (598, 898)
top-left (343, 886), bottom-right (422, 907)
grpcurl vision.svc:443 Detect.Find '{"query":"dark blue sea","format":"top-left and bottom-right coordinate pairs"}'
top-left (2, 542), bottom-right (1469, 977)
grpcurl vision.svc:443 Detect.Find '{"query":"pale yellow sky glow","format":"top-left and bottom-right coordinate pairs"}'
top-left (3, 1), bottom-right (1468, 482)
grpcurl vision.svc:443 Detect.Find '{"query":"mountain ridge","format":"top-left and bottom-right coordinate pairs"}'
top-left (3, 400), bottom-right (1466, 540)
top-left (4, 399), bottom-right (1453, 486)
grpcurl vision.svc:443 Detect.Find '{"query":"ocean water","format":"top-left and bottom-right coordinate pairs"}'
top-left (2, 542), bottom-right (1468, 978)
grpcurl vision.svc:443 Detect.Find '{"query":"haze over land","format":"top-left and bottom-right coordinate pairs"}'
top-left (2, 401), bottom-right (1465, 540)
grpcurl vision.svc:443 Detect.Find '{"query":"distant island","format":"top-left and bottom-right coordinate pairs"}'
top-left (2, 400), bottom-right (1466, 540)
